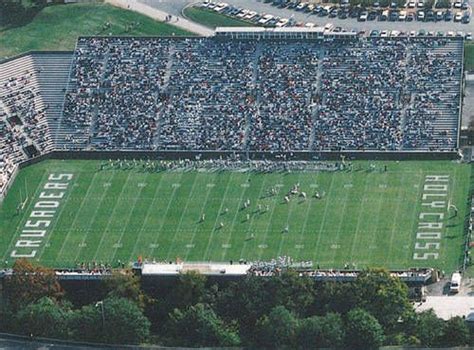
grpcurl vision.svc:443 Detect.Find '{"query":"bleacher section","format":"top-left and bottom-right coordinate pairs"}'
top-left (0, 53), bottom-right (72, 199)
top-left (0, 33), bottom-right (465, 200)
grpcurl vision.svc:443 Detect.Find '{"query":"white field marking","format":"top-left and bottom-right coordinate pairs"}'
top-left (348, 175), bottom-right (371, 261)
top-left (146, 173), bottom-right (184, 257)
top-left (241, 183), bottom-right (250, 188)
top-left (313, 175), bottom-right (336, 262)
top-left (45, 243), bottom-right (51, 248)
top-left (241, 175), bottom-right (275, 261)
top-left (327, 174), bottom-right (356, 263)
top-left (222, 244), bottom-right (232, 249)
top-left (202, 173), bottom-right (235, 261)
top-left (79, 243), bottom-right (87, 248)
top-left (295, 175), bottom-right (320, 261)
top-left (385, 171), bottom-right (410, 265)
top-left (295, 244), bottom-right (304, 249)
top-left (149, 243), bottom-right (159, 249)
top-left (73, 171), bottom-right (117, 262)
top-left (138, 183), bottom-right (147, 187)
top-left (310, 184), bottom-right (319, 188)
top-left (330, 244), bottom-right (340, 249)
top-left (73, 183), bottom-right (80, 187)
top-left (38, 172), bottom-right (89, 262)
top-left (413, 184), bottom-right (419, 188)
top-left (379, 184), bottom-right (387, 189)
top-left (275, 184), bottom-right (284, 188)
top-left (207, 183), bottom-right (215, 188)
top-left (113, 243), bottom-right (123, 248)
top-left (258, 244), bottom-right (268, 249)
top-left (2, 170), bottom-right (50, 262)
top-left (365, 175), bottom-right (390, 263)
top-left (110, 174), bottom-right (152, 262)
top-left (165, 174), bottom-right (202, 261)
top-left (220, 173), bottom-right (252, 261)
top-left (186, 244), bottom-right (195, 248)
top-left (369, 245), bottom-right (378, 249)
top-left (275, 173), bottom-right (305, 259)
top-left (344, 184), bottom-right (353, 188)
top-left (184, 174), bottom-right (218, 261)
top-left (103, 183), bottom-right (111, 187)
top-left (404, 244), bottom-right (410, 249)
top-left (92, 172), bottom-right (134, 261)
top-left (172, 183), bottom-right (181, 188)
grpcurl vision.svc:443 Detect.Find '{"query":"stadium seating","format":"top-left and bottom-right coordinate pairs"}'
top-left (0, 36), bottom-right (464, 199)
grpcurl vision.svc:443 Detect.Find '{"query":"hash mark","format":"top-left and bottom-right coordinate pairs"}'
top-left (258, 244), bottom-right (268, 249)
top-left (172, 183), bottom-right (181, 188)
top-left (149, 243), bottom-right (159, 249)
top-left (186, 244), bottom-right (195, 248)
top-left (330, 244), bottom-right (340, 249)
top-left (222, 244), bottom-right (231, 248)
top-left (295, 244), bottom-right (304, 249)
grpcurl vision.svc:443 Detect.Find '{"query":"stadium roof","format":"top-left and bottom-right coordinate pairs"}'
top-left (141, 262), bottom-right (251, 276)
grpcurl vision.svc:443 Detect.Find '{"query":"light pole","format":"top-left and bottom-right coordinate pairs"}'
top-left (95, 301), bottom-right (105, 330)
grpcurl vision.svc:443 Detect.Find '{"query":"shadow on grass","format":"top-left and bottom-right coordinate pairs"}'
top-left (0, 5), bottom-right (42, 33)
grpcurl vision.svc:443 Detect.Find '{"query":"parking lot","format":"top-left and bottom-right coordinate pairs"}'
top-left (139, 0), bottom-right (474, 33)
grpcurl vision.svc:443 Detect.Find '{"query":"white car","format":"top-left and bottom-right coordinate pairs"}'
top-left (276, 18), bottom-right (289, 27)
top-left (447, 31), bottom-right (455, 36)
top-left (408, 1), bottom-right (416, 7)
top-left (258, 14), bottom-right (274, 25)
top-left (455, 12), bottom-right (463, 21)
top-left (399, 11), bottom-right (407, 20)
top-left (454, 0), bottom-right (462, 8)
top-left (391, 30), bottom-right (401, 36)
top-left (417, 0), bottom-right (424, 7)
top-left (305, 22), bottom-right (316, 27)
top-left (213, 2), bottom-right (228, 12)
top-left (296, 2), bottom-right (308, 10)
top-left (466, 32), bottom-right (472, 40)
top-left (380, 30), bottom-right (389, 37)
top-left (244, 11), bottom-right (258, 20)
top-left (409, 30), bottom-right (417, 36)
top-left (237, 9), bottom-right (249, 18)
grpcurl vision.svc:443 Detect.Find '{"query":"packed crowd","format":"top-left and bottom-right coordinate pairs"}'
top-left (60, 36), bottom-right (462, 154)
top-left (0, 64), bottom-right (52, 198)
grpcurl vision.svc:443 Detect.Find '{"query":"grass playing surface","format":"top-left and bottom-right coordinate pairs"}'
top-left (0, 160), bottom-right (470, 271)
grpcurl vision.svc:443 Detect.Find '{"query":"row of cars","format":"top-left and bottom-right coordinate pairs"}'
top-left (263, 0), bottom-right (471, 23)
top-left (369, 28), bottom-right (472, 38)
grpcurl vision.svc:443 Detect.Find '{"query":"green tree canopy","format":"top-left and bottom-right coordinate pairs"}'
top-left (167, 303), bottom-right (240, 347)
top-left (354, 269), bottom-right (411, 330)
top-left (441, 316), bottom-right (469, 347)
top-left (256, 306), bottom-right (298, 349)
top-left (70, 297), bottom-right (150, 344)
top-left (14, 297), bottom-right (71, 339)
top-left (297, 313), bottom-right (345, 349)
top-left (345, 308), bottom-right (385, 349)
top-left (415, 309), bottom-right (445, 347)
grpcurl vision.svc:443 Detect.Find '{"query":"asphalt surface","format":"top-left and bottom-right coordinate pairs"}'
top-left (139, 0), bottom-right (474, 32)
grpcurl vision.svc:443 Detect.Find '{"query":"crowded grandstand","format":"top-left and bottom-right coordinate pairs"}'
top-left (0, 29), bottom-right (465, 200)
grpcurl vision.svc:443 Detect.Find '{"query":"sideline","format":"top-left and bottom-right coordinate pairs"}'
top-left (104, 0), bottom-right (213, 36)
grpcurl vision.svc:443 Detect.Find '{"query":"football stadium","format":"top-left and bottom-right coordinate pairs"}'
top-left (1, 28), bottom-right (472, 273)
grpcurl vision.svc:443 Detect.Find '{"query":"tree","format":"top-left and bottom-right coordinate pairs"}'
top-left (70, 297), bottom-right (150, 344)
top-left (345, 308), bottom-right (385, 349)
top-left (102, 271), bottom-right (146, 309)
top-left (255, 306), bottom-right (298, 349)
top-left (167, 303), bottom-right (240, 347)
top-left (297, 313), bottom-right (345, 349)
top-left (4, 259), bottom-right (63, 310)
top-left (415, 310), bottom-right (445, 347)
top-left (354, 269), bottom-right (411, 330)
top-left (312, 282), bottom-right (357, 315)
top-left (14, 297), bottom-right (71, 339)
top-left (441, 317), bottom-right (469, 347)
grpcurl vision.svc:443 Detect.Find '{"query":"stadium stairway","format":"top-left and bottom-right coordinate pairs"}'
top-left (32, 53), bottom-right (73, 149)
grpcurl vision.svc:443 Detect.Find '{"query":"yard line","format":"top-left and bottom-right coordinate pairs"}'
top-left (128, 172), bottom-right (166, 260)
top-left (164, 173), bottom-right (201, 261)
top-left (238, 174), bottom-right (273, 261)
top-left (110, 172), bottom-right (152, 263)
top-left (72, 171), bottom-right (118, 262)
top-left (219, 173), bottom-right (252, 262)
top-left (275, 173), bottom-right (304, 260)
top-left (365, 173), bottom-right (390, 264)
top-left (384, 171), bottom-right (409, 265)
top-left (1, 170), bottom-right (50, 263)
top-left (184, 174), bottom-right (218, 261)
top-left (49, 172), bottom-right (99, 263)
top-left (348, 175), bottom-right (371, 262)
top-left (148, 172), bottom-right (184, 257)
top-left (92, 171), bottom-right (134, 261)
top-left (202, 173), bottom-right (234, 261)
top-left (294, 173), bottom-right (320, 261)
top-left (312, 175), bottom-right (336, 265)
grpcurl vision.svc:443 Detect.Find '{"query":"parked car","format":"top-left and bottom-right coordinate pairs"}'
top-left (380, 30), bottom-right (389, 37)
top-left (466, 32), bottom-right (472, 40)
top-left (454, 11), bottom-right (463, 21)
top-left (417, 10), bottom-right (425, 20)
top-left (358, 11), bottom-right (368, 20)
top-left (436, 10), bottom-right (444, 20)
top-left (407, 12), bottom-right (415, 20)
top-left (462, 12), bottom-right (471, 23)
top-left (399, 10), bottom-right (407, 20)
top-left (389, 10), bottom-right (399, 20)
top-left (444, 10), bottom-right (453, 20)
top-left (370, 29), bottom-right (380, 36)
top-left (296, 2), bottom-right (308, 11)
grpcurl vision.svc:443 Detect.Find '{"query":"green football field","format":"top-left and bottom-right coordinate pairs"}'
top-left (0, 159), bottom-right (471, 271)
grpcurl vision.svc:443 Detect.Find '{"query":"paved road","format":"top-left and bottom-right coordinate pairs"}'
top-left (106, 0), bottom-right (213, 35)
top-left (140, 0), bottom-right (474, 32)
